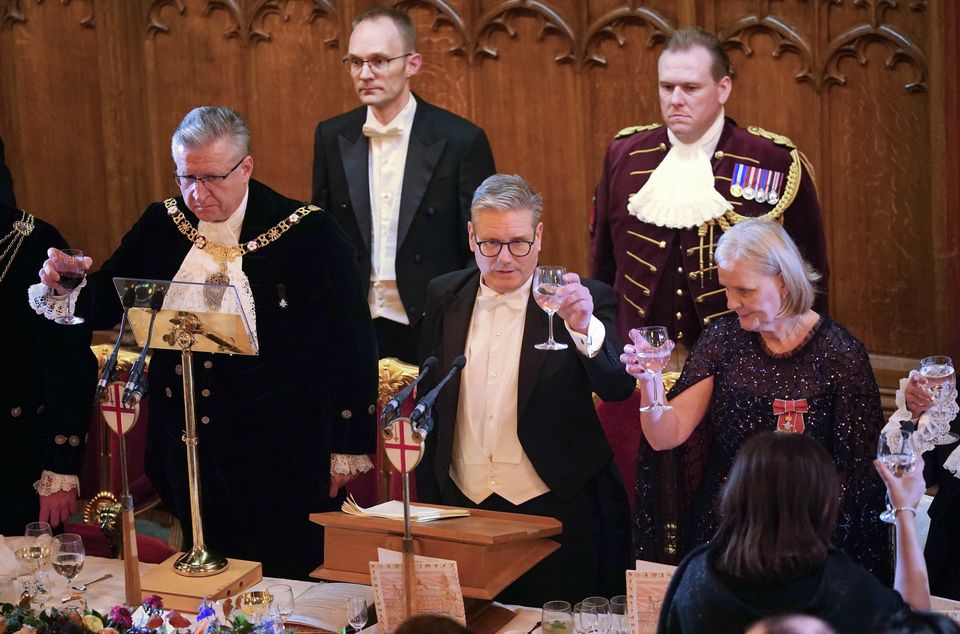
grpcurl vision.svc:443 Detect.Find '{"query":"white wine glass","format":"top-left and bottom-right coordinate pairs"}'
top-left (346, 596), bottom-right (368, 631)
top-left (19, 522), bottom-right (53, 580)
top-left (52, 533), bottom-right (84, 603)
top-left (877, 428), bottom-right (916, 523)
top-left (268, 583), bottom-right (295, 629)
top-left (920, 355), bottom-right (958, 444)
top-left (238, 590), bottom-right (273, 625)
top-left (533, 266), bottom-right (569, 351)
top-left (630, 326), bottom-right (674, 412)
top-left (54, 249), bottom-right (86, 325)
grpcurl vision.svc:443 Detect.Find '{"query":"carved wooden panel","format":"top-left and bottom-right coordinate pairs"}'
top-left (0, 0), bottom-right (952, 359)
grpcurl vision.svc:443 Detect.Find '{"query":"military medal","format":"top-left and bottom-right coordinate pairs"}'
top-left (729, 163), bottom-right (745, 198)
top-left (767, 171), bottom-right (782, 205)
top-left (742, 166), bottom-right (756, 200)
top-left (773, 398), bottom-right (808, 434)
top-left (755, 169), bottom-right (769, 204)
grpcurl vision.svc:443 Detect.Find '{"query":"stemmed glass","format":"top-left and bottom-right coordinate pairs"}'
top-left (610, 595), bottom-right (628, 634)
top-left (346, 597), bottom-right (368, 632)
top-left (630, 326), bottom-right (674, 412)
top-left (573, 601), bottom-right (599, 633)
top-left (542, 600), bottom-right (574, 633)
top-left (533, 266), bottom-right (569, 351)
top-left (268, 584), bottom-right (295, 630)
top-left (52, 533), bottom-right (85, 604)
top-left (920, 355), bottom-right (958, 444)
top-left (17, 522), bottom-right (53, 607)
top-left (877, 428), bottom-right (917, 523)
top-left (237, 590), bottom-right (273, 625)
top-left (54, 249), bottom-right (86, 325)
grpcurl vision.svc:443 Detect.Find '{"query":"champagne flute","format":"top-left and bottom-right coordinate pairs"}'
top-left (52, 533), bottom-right (84, 604)
top-left (54, 248), bottom-right (86, 325)
top-left (268, 583), bottom-right (295, 629)
top-left (920, 355), bottom-right (958, 444)
top-left (877, 428), bottom-right (916, 523)
top-left (630, 326), bottom-right (674, 412)
top-left (346, 596), bottom-right (368, 631)
top-left (542, 600), bottom-right (574, 633)
top-left (533, 266), bottom-right (569, 351)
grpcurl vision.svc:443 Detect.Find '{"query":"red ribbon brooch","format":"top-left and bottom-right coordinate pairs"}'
top-left (773, 399), bottom-right (808, 433)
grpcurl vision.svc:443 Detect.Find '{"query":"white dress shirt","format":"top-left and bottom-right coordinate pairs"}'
top-left (450, 275), bottom-right (606, 505)
top-left (363, 94), bottom-right (418, 324)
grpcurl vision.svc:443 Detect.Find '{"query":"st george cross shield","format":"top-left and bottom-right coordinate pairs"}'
top-left (383, 417), bottom-right (424, 474)
top-left (100, 381), bottom-right (141, 435)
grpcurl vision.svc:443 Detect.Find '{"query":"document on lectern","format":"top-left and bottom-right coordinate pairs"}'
top-left (369, 549), bottom-right (466, 633)
top-left (112, 278), bottom-right (257, 355)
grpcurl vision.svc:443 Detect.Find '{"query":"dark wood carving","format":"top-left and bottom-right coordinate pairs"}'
top-left (720, 14), bottom-right (815, 86)
top-left (580, 5), bottom-right (673, 68)
top-left (146, 0), bottom-right (186, 38)
top-left (1, 0), bottom-right (93, 28)
top-left (473, 0), bottom-right (576, 65)
top-left (394, 0), bottom-right (468, 57)
top-left (822, 23), bottom-right (928, 93)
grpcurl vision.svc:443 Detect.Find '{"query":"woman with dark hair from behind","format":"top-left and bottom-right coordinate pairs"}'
top-left (657, 432), bottom-right (930, 634)
top-left (874, 609), bottom-right (960, 634)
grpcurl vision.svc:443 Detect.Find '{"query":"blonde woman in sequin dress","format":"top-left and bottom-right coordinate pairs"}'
top-left (621, 218), bottom-right (890, 580)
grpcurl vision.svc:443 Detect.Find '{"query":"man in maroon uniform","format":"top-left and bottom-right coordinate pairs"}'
top-left (590, 27), bottom-right (828, 344)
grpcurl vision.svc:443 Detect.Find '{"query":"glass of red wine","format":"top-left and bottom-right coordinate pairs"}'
top-left (54, 249), bottom-right (86, 325)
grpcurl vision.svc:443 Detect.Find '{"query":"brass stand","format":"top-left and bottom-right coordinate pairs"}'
top-left (172, 328), bottom-right (228, 577)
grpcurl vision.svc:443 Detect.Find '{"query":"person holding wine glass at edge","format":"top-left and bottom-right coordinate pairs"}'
top-left (416, 173), bottom-right (635, 606)
top-left (621, 218), bottom-right (890, 581)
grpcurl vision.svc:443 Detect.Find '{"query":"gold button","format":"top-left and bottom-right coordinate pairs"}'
top-left (677, 331), bottom-right (684, 339)
top-left (69, 435), bottom-right (81, 446)
top-left (676, 266), bottom-right (683, 274)
top-left (676, 312), bottom-right (682, 320)
top-left (165, 387), bottom-right (173, 398)
top-left (201, 416), bottom-right (211, 424)
top-left (676, 289), bottom-right (683, 296)
top-left (55, 435), bottom-right (67, 445)
top-left (10, 406), bottom-right (21, 418)
top-left (201, 389), bottom-right (211, 397)
top-left (203, 360), bottom-right (213, 369)
top-left (341, 409), bottom-right (352, 420)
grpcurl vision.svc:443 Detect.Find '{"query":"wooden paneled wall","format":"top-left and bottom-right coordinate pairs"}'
top-left (0, 0), bottom-right (955, 360)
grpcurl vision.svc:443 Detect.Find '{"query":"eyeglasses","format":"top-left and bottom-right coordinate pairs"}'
top-left (474, 238), bottom-right (535, 258)
top-left (173, 157), bottom-right (246, 189)
top-left (342, 53), bottom-right (413, 76)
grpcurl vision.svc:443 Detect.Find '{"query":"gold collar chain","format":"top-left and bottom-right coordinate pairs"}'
top-left (0, 210), bottom-right (35, 285)
top-left (164, 197), bottom-right (318, 268)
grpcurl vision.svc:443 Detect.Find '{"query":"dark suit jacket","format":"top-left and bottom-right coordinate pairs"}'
top-left (311, 97), bottom-right (495, 323)
top-left (415, 268), bottom-right (636, 504)
top-left (76, 180), bottom-right (379, 575)
top-left (0, 137), bottom-right (15, 208)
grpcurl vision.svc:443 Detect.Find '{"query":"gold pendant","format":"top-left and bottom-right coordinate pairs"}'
top-left (204, 271), bottom-right (230, 310)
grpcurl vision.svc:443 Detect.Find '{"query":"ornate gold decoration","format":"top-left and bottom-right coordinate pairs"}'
top-left (84, 491), bottom-right (122, 558)
top-left (378, 357), bottom-right (419, 410)
top-left (0, 210), bottom-right (34, 285)
top-left (746, 125), bottom-right (797, 149)
top-left (615, 123), bottom-right (662, 139)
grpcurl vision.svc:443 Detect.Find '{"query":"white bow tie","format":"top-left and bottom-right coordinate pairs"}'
top-left (476, 292), bottom-right (527, 312)
top-left (362, 122), bottom-right (404, 138)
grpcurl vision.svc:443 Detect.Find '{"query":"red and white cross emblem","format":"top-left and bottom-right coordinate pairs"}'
top-left (384, 418), bottom-right (424, 474)
top-left (100, 381), bottom-right (140, 435)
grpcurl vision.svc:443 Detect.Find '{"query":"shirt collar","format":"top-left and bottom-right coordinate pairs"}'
top-left (666, 109), bottom-right (726, 156)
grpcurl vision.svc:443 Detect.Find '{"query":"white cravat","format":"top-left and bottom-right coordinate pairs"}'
top-left (451, 275), bottom-right (551, 505)
top-left (166, 188), bottom-right (258, 351)
top-left (364, 95), bottom-right (417, 324)
top-left (627, 111), bottom-right (732, 229)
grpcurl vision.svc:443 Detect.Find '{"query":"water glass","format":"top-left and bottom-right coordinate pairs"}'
top-left (346, 596), bottom-right (368, 631)
top-left (542, 600), bottom-right (574, 633)
top-left (610, 595), bottom-right (628, 634)
top-left (582, 597), bottom-right (610, 632)
top-left (268, 583), bottom-right (294, 628)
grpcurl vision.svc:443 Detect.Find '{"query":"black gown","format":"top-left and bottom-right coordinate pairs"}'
top-left (633, 315), bottom-right (891, 580)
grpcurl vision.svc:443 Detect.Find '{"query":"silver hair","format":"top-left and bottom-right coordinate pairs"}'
top-left (170, 106), bottom-right (250, 160)
top-left (714, 218), bottom-right (821, 317)
top-left (470, 174), bottom-right (543, 226)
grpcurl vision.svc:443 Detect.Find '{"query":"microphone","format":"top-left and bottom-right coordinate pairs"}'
top-left (409, 355), bottom-right (467, 436)
top-left (95, 287), bottom-right (137, 404)
top-left (380, 356), bottom-right (438, 427)
top-left (122, 288), bottom-right (165, 407)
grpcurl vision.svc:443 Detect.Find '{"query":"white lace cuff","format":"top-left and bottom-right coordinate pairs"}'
top-left (28, 282), bottom-right (81, 320)
top-left (33, 471), bottom-right (80, 496)
top-left (331, 453), bottom-right (374, 476)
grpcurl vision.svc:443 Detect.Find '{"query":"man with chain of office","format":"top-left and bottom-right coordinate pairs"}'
top-left (590, 27), bottom-right (829, 346)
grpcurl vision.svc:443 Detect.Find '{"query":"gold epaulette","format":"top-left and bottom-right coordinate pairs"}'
top-left (615, 123), bottom-right (662, 139)
top-left (747, 125), bottom-right (797, 149)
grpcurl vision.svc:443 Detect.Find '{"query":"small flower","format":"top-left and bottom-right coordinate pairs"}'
top-left (142, 595), bottom-right (164, 615)
top-left (168, 611), bottom-right (192, 630)
top-left (107, 606), bottom-right (133, 630)
top-left (99, 628), bottom-right (120, 634)
top-left (288, 214), bottom-right (300, 224)
top-left (146, 616), bottom-right (164, 630)
top-left (82, 614), bottom-right (105, 632)
top-left (246, 241), bottom-right (258, 251)
top-left (196, 600), bottom-right (216, 622)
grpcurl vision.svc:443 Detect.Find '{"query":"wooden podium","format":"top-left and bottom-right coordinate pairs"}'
top-left (309, 505), bottom-right (561, 600)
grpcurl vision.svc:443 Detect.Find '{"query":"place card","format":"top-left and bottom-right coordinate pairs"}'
top-left (369, 555), bottom-right (465, 634)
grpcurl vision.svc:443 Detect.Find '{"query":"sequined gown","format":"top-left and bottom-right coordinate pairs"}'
top-left (633, 315), bottom-right (891, 579)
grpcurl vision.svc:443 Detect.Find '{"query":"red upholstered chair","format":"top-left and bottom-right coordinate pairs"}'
top-left (346, 358), bottom-right (420, 506)
top-left (595, 372), bottom-right (679, 517)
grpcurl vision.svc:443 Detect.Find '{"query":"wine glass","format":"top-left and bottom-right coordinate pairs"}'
top-left (19, 522), bottom-right (53, 580)
top-left (877, 428), bottom-right (917, 523)
top-left (268, 584), bottom-right (295, 629)
top-left (533, 266), bottom-right (569, 351)
top-left (52, 533), bottom-right (85, 604)
top-left (542, 600), bottom-right (574, 633)
top-left (237, 590), bottom-right (273, 624)
top-left (610, 595), bottom-right (628, 634)
top-left (54, 249), bottom-right (86, 325)
top-left (346, 596), bottom-right (368, 631)
top-left (920, 355), bottom-right (958, 444)
top-left (582, 597), bottom-right (609, 633)
top-left (630, 326), bottom-right (674, 412)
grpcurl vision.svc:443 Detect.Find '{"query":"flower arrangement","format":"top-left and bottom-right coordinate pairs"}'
top-left (0, 595), bottom-right (284, 634)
